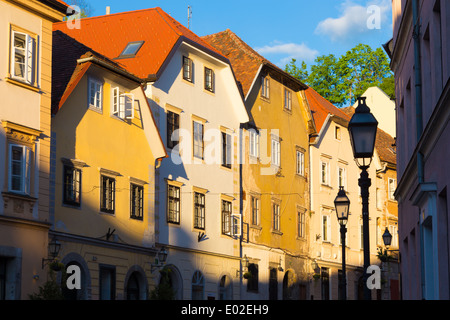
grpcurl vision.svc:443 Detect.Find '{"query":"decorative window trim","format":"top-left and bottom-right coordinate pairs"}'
top-left (99, 167), bottom-right (121, 178)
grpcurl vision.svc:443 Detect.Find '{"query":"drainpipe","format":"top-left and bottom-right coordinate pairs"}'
top-left (412, 0), bottom-right (426, 299)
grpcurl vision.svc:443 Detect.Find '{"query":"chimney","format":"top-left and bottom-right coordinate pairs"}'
top-left (106, 6), bottom-right (111, 15)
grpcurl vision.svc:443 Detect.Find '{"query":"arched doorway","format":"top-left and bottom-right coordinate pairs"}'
top-left (124, 266), bottom-right (147, 300)
top-left (218, 275), bottom-right (233, 300)
top-left (61, 253), bottom-right (91, 300)
top-left (282, 270), bottom-right (296, 300)
top-left (153, 265), bottom-right (182, 300)
top-left (191, 270), bottom-right (204, 300)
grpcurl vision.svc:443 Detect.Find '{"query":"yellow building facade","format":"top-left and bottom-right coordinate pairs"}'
top-left (51, 38), bottom-right (166, 299)
top-left (0, 0), bottom-right (68, 299)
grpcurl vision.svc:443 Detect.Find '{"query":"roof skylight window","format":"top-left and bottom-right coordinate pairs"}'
top-left (117, 41), bottom-right (144, 58)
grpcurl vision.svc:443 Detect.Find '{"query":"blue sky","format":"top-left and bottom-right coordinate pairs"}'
top-left (77, 0), bottom-right (392, 68)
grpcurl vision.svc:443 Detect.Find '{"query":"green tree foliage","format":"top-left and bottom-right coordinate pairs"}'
top-left (285, 44), bottom-right (395, 107)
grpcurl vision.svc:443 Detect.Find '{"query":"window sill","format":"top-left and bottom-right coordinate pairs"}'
top-left (271, 229), bottom-right (283, 236)
top-left (6, 77), bottom-right (40, 93)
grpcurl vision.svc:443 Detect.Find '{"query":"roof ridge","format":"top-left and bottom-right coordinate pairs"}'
top-left (224, 29), bottom-right (264, 63)
top-left (54, 6), bottom-right (161, 26)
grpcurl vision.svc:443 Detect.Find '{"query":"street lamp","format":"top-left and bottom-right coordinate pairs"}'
top-left (41, 237), bottom-right (61, 269)
top-left (382, 227), bottom-right (392, 248)
top-left (334, 186), bottom-right (350, 300)
top-left (348, 96), bottom-right (378, 300)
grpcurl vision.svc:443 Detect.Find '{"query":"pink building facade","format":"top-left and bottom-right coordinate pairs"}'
top-left (389, 0), bottom-right (450, 299)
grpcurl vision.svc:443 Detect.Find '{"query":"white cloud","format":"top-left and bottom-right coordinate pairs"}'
top-left (255, 42), bottom-right (319, 66)
top-left (315, 0), bottom-right (391, 42)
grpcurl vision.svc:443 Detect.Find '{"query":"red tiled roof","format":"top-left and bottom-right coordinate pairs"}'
top-left (202, 29), bottom-right (306, 97)
top-left (305, 87), bottom-right (351, 132)
top-left (52, 30), bottom-right (136, 114)
top-left (53, 7), bottom-right (224, 80)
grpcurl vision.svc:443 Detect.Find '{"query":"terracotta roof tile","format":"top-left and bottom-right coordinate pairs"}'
top-left (52, 30), bottom-right (132, 114)
top-left (305, 87), bottom-right (351, 132)
top-left (202, 29), bottom-right (306, 97)
top-left (53, 7), bottom-right (224, 80)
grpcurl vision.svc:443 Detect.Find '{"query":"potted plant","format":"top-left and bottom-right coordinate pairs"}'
top-left (243, 271), bottom-right (252, 280)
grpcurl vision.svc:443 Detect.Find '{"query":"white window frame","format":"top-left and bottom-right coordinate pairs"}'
top-left (88, 78), bottom-right (103, 110)
top-left (10, 30), bottom-right (36, 85)
top-left (271, 136), bottom-right (280, 167)
top-left (322, 214), bottom-right (331, 242)
top-left (337, 166), bottom-right (347, 189)
top-left (320, 161), bottom-right (329, 185)
top-left (8, 144), bottom-right (32, 195)
top-left (388, 178), bottom-right (396, 200)
top-left (249, 129), bottom-right (260, 159)
top-left (284, 88), bottom-right (292, 110)
top-left (261, 76), bottom-right (270, 99)
top-left (112, 87), bottom-right (134, 119)
top-left (272, 201), bottom-right (281, 232)
top-left (296, 150), bottom-right (305, 176)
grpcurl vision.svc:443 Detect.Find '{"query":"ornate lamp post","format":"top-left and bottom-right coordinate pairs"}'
top-left (348, 97), bottom-right (378, 300)
top-left (334, 186), bottom-right (350, 300)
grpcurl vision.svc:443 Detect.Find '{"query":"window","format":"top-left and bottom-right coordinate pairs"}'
top-left (338, 167), bottom-right (347, 189)
top-left (130, 184), bottom-right (143, 220)
top-left (8, 144), bottom-right (31, 195)
top-left (204, 67), bottom-right (214, 92)
top-left (222, 132), bottom-right (232, 168)
top-left (194, 192), bottom-right (205, 230)
top-left (10, 29), bottom-right (36, 85)
top-left (247, 263), bottom-right (259, 292)
top-left (118, 41), bottom-right (144, 58)
top-left (100, 175), bottom-right (115, 214)
top-left (272, 202), bottom-right (280, 232)
top-left (322, 215), bottom-right (330, 242)
top-left (271, 137), bottom-right (280, 167)
top-left (183, 56), bottom-right (193, 82)
top-left (251, 196), bottom-right (260, 226)
top-left (321, 161), bottom-right (329, 185)
top-left (284, 89), bottom-right (292, 110)
top-left (193, 121), bottom-right (204, 159)
top-left (63, 166), bottom-right (81, 207)
top-left (192, 271), bottom-right (204, 300)
top-left (89, 78), bottom-right (103, 110)
top-left (261, 76), bottom-right (270, 99)
top-left (167, 184), bottom-right (180, 224)
top-left (388, 178), bottom-right (396, 200)
top-left (335, 126), bottom-right (341, 140)
top-left (222, 200), bottom-right (232, 236)
top-left (167, 111), bottom-right (180, 149)
top-left (296, 150), bottom-right (305, 176)
top-left (111, 87), bottom-right (134, 119)
top-left (298, 210), bottom-right (305, 239)
top-left (99, 265), bottom-right (116, 300)
top-left (249, 130), bottom-right (260, 158)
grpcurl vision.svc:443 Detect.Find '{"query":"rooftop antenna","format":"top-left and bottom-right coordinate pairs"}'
top-left (188, 5), bottom-right (192, 29)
